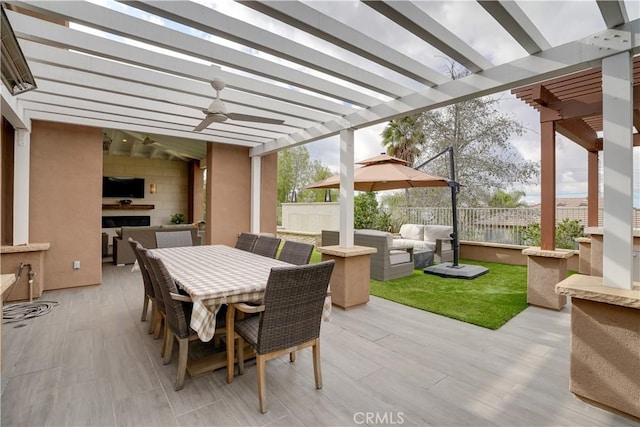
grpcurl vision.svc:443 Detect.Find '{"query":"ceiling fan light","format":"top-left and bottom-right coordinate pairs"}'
top-left (207, 98), bottom-right (227, 114)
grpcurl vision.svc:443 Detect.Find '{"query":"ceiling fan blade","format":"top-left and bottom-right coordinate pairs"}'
top-left (226, 112), bottom-right (284, 125)
top-left (193, 115), bottom-right (218, 132)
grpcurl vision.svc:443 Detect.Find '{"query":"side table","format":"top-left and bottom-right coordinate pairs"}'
top-left (414, 249), bottom-right (434, 269)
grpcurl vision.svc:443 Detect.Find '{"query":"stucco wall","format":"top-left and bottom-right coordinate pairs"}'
top-left (260, 153), bottom-right (277, 235)
top-left (281, 202), bottom-right (340, 233)
top-left (103, 154), bottom-right (189, 227)
top-left (206, 143), bottom-right (251, 246)
top-left (205, 144), bottom-right (277, 246)
top-left (30, 121), bottom-right (102, 290)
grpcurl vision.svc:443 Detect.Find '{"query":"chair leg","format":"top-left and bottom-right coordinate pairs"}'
top-left (153, 312), bottom-right (163, 339)
top-left (226, 304), bottom-right (236, 384)
top-left (148, 301), bottom-right (156, 334)
top-left (161, 321), bottom-right (169, 357)
top-left (141, 294), bottom-right (149, 322)
top-left (163, 333), bottom-right (174, 365)
top-left (237, 336), bottom-right (245, 376)
top-left (289, 351), bottom-right (296, 362)
top-left (175, 337), bottom-right (189, 391)
top-left (256, 354), bottom-right (267, 414)
top-left (312, 340), bottom-right (322, 389)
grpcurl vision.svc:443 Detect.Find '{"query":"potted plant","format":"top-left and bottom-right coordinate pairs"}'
top-left (170, 213), bottom-right (186, 224)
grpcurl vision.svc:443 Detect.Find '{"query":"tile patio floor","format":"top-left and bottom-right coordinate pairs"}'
top-left (1, 261), bottom-right (634, 426)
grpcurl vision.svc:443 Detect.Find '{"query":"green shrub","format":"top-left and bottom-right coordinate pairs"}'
top-left (522, 218), bottom-right (584, 249)
top-left (354, 193), bottom-right (390, 231)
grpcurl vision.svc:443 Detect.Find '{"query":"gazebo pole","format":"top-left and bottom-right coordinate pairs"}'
top-left (416, 146), bottom-right (460, 267)
top-left (446, 147), bottom-right (461, 267)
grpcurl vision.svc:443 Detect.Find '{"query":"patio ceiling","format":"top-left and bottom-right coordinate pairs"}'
top-left (1, 1), bottom-right (639, 162)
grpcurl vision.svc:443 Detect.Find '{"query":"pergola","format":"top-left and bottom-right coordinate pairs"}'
top-left (513, 56), bottom-right (640, 289)
top-left (1, 1), bottom-right (639, 419)
top-left (1, 1), bottom-right (638, 289)
top-left (514, 57), bottom-right (640, 228)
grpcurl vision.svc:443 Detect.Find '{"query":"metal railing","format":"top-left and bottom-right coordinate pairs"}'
top-left (387, 207), bottom-right (640, 245)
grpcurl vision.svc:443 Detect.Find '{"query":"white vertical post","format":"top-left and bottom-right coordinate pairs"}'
top-left (13, 129), bottom-right (30, 245)
top-left (339, 129), bottom-right (354, 247)
top-left (250, 155), bottom-right (261, 234)
top-left (602, 52), bottom-right (633, 290)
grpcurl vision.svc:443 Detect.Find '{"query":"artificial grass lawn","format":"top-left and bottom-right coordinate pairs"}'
top-left (305, 246), bottom-right (527, 330)
top-left (370, 259), bottom-right (528, 330)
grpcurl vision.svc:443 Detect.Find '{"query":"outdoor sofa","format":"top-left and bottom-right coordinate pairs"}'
top-left (392, 224), bottom-right (454, 262)
top-left (112, 225), bottom-right (200, 265)
top-left (321, 229), bottom-right (414, 281)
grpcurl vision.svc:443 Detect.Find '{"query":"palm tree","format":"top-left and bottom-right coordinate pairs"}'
top-left (381, 114), bottom-right (424, 167)
top-left (381, 114), bottom-right (425, 206)
top-left (488, 190), bottom-right (527, 208)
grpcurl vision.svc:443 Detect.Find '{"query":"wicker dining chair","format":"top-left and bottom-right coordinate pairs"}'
top-left (145, 251), bottom-right (196, 390)
top-left (231, 260), bottom-right (335, 413)
top-left (277, 240), bottom-right (314, 265)
top-left (145, 251), bottom-right (227, 391)
top-left (235, 232), bottom-right (258, 252)
top-left (251, 235), bottom-right (281, 259)
top-left (135, 243), bottom-right (168, 351)
top-left (128, 238), bottom-right (156, 331)
top-left (155, 230), bottom-right (194, 248)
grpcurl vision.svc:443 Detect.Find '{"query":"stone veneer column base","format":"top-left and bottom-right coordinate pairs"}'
top-left (318, 245), bottom-right (376, 309)
top-left (522, 247), bottom-right (573, 310)
top-left (556, 275), bottom-right (640, 421)
top-left (575, 237), bottom-right (592, 275)
top-left (585, 229), bottom-right (604, 277)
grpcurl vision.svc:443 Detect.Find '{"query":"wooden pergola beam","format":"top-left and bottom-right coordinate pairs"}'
top-left (540, 121), bottom-right (556, 251)
top-left (557, 119), bottom-right (599, 151)
top-left (596, 133), bottom-right (640, 148)
top-left (539, 86), bottom-right (640, 122)
top-left (532, 84), bottom-right (557, 106)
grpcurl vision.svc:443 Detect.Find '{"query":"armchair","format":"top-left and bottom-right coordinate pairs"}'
top-left (321, 229), bottom-right (414, 281)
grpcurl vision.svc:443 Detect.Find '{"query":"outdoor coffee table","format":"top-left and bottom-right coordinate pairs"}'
top-left (413, 249), bottom-right (434, 269)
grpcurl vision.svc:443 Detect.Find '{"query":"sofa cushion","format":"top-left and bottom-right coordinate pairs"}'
top-left (389, 250), bottom-right (411, 265)
top-left (355, 229), bottom-right (393, 248)
top-left (399, 224), bottom-right (424, 241)
top-left (424, 225), bottom-right (453, 242)
top-left (391, 239), bottom-right (429, 250)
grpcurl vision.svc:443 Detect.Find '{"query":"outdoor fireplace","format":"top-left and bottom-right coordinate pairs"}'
top-left (101, 215), bottom-right (151, 228)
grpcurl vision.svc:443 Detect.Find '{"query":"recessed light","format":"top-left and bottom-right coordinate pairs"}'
top-left (122, 139), bottom-right (128, 142)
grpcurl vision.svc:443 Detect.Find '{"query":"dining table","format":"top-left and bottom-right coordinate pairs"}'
top-left (147, 244), bottom-right (331, 382)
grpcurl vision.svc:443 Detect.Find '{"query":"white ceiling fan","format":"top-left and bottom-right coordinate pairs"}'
top-left (193, 78), bottom-right (285, 132)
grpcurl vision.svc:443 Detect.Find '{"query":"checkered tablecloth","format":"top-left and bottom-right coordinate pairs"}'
top-left (148, 245), bottom-right (331, 341)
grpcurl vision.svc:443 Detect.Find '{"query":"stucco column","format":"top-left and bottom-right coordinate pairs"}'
top-left (556, 275), bottom-right (640, 420)
top-left (250, 155), bottom-right (261, 234)
top-left (576, 237), bottom-right (592, 275)
top-left (602, 52), bottom-right (634, 290)
top-left (523, 247), bottom-right (571, 310)
top-left (13, 129), bottom-right (29, 245)
top-left (339, 128), bottom-right (354, 247)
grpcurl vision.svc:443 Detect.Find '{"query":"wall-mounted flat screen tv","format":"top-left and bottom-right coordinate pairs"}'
top-left (102, 176), bottom-right (145, 198)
